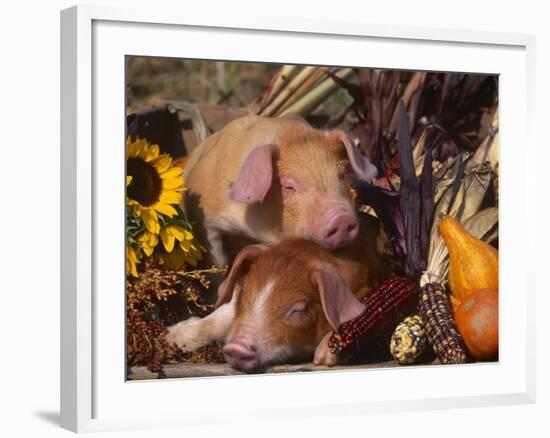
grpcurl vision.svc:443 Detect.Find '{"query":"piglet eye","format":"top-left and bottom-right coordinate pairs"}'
top-left (282, 181), bottom-right (296, 192)
top-left (280, 176), bottom-right (299, 194)
top-left (286, 300), bottom-right (307, 317)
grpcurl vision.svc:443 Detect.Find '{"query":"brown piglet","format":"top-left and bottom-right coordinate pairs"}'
top-left (183, 115), bottom-right (377, 266)
top-left (166, 222), bottom-right (391, 372)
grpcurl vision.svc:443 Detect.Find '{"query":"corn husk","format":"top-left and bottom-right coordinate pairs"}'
top-left (469, 108), bottom-right (499, 171)
top-left (432, 160), bottom-right (493, 226)
top-left (413, 129), bottom-right (428, 175)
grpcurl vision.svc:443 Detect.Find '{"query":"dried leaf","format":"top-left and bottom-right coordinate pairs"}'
top-left (397, 100), bottom-right (422, 275)
top-left (419, 143), bottom-right (433, 267)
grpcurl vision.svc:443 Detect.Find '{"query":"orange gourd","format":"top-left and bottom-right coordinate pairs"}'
top-left (439, 216), bottom-right (498, 302)
top-left (454, 288), bottom-right (499, 360)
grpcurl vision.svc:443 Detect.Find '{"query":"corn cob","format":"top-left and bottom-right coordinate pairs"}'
top-left (390, 314), bottom-right (427, 364)
top-left (418, 283), bottom-right (468, 364)
top-left (328, 276), bottom-right (417, 354)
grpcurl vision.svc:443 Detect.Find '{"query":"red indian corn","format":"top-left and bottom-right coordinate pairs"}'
top-left (328, 276), bottom-right (417, 354)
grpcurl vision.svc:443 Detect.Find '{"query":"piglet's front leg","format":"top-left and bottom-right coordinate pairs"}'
top-left (205, 225), bottom-right (228, 268)
top-left (165, 299), bottom-right (235, 352)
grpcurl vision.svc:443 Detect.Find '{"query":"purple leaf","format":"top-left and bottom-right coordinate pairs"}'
top-left (396, 100), bottom-right (422, 276)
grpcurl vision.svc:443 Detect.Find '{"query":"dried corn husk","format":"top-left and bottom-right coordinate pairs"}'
top-left (432, 161), bottom-right (493, 229)
top-left (469, 107), bottom-right (499, 171)
top-left (413, 129), bottom-right (428, 175)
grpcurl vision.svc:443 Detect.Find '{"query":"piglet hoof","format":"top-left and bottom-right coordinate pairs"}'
top-left (165, 317), bottom-right (208, 352)
top-left (313, 334), bottom-right (340, 367)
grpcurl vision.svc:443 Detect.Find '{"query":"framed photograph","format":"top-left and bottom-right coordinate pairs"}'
top-left (61, 5), bottom-right (536, 433)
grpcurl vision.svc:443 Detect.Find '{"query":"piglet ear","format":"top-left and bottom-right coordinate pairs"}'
top-left (329, 130), bottom-right (377, 182)
top-left (228, 144), bottom-right (274, 203)
top-left (310, 263), bottom-right (366, 331)
top-left (215, 244), bottom-right (269, 308)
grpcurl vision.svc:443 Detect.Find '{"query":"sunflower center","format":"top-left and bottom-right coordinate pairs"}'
top-left (127, 157), bottom-right (163, 207)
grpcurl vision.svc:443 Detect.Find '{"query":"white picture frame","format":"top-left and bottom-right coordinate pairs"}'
top-left (60, 4), bottom-right (536, 433)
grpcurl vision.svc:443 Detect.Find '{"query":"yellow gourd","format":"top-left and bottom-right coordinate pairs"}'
top-left (439, 217), bottom-right (498, 303)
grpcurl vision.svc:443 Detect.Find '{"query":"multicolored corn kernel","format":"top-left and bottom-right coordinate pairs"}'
top-left (418, 283), bottom-right (468, 364)
top-left (390, 314), bottom-right (426, 364)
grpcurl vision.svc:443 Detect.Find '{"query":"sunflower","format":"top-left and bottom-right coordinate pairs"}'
top-left (126, 137), bottom-right (184, 234)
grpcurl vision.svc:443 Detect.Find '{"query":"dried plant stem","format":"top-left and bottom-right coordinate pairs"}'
top-left (255, 65), bottom-right (298, 113)
top-left (173, 267), bottom-right (227, 277)
top-left (260, 66), bottom-right (318, 116)
top-left (280, 68), bottom-right (354, 116)
top-left (275, 67), bottom-right (329, 114)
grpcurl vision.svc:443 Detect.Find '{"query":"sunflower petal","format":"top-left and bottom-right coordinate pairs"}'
top-left (162, 176), bottom-right (184, 190)
top-left (180, 239), bottom-right (191, 252)
top-left (130, 138), bottom-right (146, 159)
top-left (153, 202), bottom-right (178, 217)
top-left (159, 190), bottom-right (182, 205)
top-left (167, 225), bottom-right (186, 242)
top-left (160, 227), bottom-right (176, 252)
top-left (128, 260), bottom-right (139, 277)
top-left (153, 155), bottom-right (173, 173)
top-left (142, 245), bottom-right (154, 257)
top-left (137, 231), bottom-right (159, 255)
top-left (141, 209), bottom-right (160, 234)
top-left (144, 144), bottom-right (160, 162)
top-left (126, 247), bottom-right (140, 277)
top-left (126, 136), bottom-right (137, 159)
top-left (127, 247), bottom-right (139, 263)
top-left (160, 167), bottom-right (183, 180)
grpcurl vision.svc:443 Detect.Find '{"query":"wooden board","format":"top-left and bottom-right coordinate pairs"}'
top-left (127, 360), bottom-right (430, 380)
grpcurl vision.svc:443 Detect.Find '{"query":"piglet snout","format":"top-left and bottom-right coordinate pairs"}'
top-left (322, 210), bottom-right (358, 249)
top-left (223, 336), bottom-right (259, 372)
